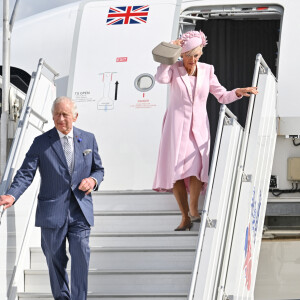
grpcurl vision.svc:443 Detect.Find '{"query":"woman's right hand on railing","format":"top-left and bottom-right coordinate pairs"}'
top-left (0, 195), bottom-right (15, 210)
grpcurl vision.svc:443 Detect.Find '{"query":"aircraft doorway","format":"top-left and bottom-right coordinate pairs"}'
top-left (179, 5), bottom-right (282, 160)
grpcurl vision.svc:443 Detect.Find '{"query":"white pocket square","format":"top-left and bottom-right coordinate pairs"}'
top-left (83, 149), bottom-right (92, 156)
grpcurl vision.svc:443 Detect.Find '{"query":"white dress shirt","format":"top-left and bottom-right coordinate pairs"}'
top-left (57, 128), bottom-right (74, 169)
top-left (57, 128), bottom-right (98, 190)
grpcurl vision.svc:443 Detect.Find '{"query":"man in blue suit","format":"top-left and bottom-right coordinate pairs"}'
top-left (0, 96), bottom-right (104, 300)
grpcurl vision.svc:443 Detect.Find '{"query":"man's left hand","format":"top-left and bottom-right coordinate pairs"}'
top-left (78, 177), bottom-right (96, 195)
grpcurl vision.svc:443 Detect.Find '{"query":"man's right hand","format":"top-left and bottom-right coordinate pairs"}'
top-left (0, 195), bottom-right (15, 210)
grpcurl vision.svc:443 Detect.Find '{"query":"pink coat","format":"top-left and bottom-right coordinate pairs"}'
top-left (153, 60), bottom-right (241, 192)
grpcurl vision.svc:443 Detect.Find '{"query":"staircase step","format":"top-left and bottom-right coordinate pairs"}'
top-left (94, 211), bottom-right (182, 216)
top-left (18, 210), bottom-right (200, 234)
top-left (92, 192), bottom-right (179, 211)
top-left (88, 232), bottom-right (199, 247)
top-left (18, 292), bottom-right (187, 299)
top-left (7, 247), bottom-right (17, 270)
top-left (30, 247), bottom-right (196, 270)
top-left (8, 232), bottom-right (16, 247)
top-left (24, 270), bottom-right (192, 293)
top-left (93, 211), bottom-right (200, 232)
top-left (24, 230), bottom-right (199, 247)
top-left (266, 197), bottom-right (300, 216)
top-left (17, 192), bottom-right (200, 298)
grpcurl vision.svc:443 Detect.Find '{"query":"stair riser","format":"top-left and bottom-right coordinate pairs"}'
top-left (7, 249), bottom-right (16, 270)
top-left (25, 273), bottom-right (191, 293)
top-left (88, 235), bottom-right (198, 247)
top-left (11, 215), bottom-right (195, 233)
top-left (7, 258), bottom-right (15, 271)
top-left (30, 250), bottom-right (196, 270)
top-left (8, 233), bottom-right (16, 247)
top-left (24, 231), bottom-right (199, 248)
top-left (92, 193), bottom-right (179, 211)
top-left (7, 215), bottom-right (18, 229)
top-left (93, 215), bottom-right (200, 232)
top-left (18, 296), bottom-right (187, 300)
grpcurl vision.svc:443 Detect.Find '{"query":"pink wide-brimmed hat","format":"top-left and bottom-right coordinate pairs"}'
top-left (180, 30), bottom-right (207, 54)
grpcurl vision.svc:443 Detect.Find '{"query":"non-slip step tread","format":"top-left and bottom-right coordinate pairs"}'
top-left (268, 196), bottom-right (300, 202)
top-left (93, 211), bottom-right (182, 216)
top-left (30, 246), bottom-right (196, 252)
top-left (25, 269), bottom-right (192, 275)
top-left (92, 190), bottom-right (171, 195)
top-left (12, 231), bottom-right (198, 236)
top-left (18, 292), bottom-right (187, 298)
top-left (89, 231), bottom-right (198, 236)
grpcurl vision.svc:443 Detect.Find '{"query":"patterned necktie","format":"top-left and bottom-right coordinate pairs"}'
top-left (63, 136), bottom-right (73, 174)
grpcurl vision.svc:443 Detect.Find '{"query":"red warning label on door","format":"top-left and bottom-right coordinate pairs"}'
top-left (116, 57), bottom-right (128, 62)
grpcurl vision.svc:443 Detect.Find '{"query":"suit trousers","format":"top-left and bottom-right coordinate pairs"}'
top-left (41, 192), bottom-right (91, 300)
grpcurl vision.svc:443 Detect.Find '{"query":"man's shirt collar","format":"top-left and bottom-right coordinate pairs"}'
top-left (57, 127), bottom-right (74, 139)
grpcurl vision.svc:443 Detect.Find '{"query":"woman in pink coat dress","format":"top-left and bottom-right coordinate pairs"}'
top-left (153, 30), bottom-right (258, 231)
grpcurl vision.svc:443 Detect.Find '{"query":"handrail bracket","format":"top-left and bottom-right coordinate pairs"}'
top-left (206, 217), bottom-right (217, 228)
top-left (224, 117), bottom-right (234, 126)
top-left (242, 172), bottom-right (252, 182)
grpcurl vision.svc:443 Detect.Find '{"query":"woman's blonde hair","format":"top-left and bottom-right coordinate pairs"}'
top-left (183, 45), bottom-right (203, 57)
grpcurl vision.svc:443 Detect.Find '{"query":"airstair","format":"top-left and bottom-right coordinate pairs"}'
top-left (0, 54), bottom-right (277, 300)
top-left (0, 58), bottom-right (58, 300)
top-left (189, 54), bottom-right (277, 299)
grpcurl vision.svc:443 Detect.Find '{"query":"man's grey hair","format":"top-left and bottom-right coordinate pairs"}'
top-left (51, 96), bottom-right (78, 117)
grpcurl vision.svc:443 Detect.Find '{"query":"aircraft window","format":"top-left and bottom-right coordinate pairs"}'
top-left (134, 74), bottom-right (155, 92)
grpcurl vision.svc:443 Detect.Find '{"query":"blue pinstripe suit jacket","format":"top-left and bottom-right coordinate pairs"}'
top-left (7, 126), bottom-right (104, 228)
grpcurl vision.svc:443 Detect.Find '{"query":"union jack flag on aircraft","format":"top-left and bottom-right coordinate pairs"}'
top-left (106, 5), bottom-right (149, 25)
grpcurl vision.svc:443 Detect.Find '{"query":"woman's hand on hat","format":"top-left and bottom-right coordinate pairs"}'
top-left (235, 87), bottom-right (258, 98)
top-left (172, 39), bottom-right (183, 47)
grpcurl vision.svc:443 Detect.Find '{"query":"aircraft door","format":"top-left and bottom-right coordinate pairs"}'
top-left (68, 0), bottom-right (181, 190)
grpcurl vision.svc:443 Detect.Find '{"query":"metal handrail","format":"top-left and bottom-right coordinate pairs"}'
top-left (0, 58), bottom-right (57, 224)
top-left (29, 107), bottom-right (48, 124)
top-left (239, 54), bottom-right (268, 170)
top-left (188, 53), bottom-right (266, 299)
top-left (188, 104), bottom-right (238, 300)
top-left (216, 54), bottom-right (272, 300)
top-left (43, 61), bottom-right (59, 78)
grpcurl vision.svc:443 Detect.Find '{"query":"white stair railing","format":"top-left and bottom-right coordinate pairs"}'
top-left (188, 103), bottom-right (240, 299)
top-left (0, 59), bottom-right (58, 300)
top-left (220, 54), bottom-right (277, 300)
top-left (188, 54), bottom-right (277, 300)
